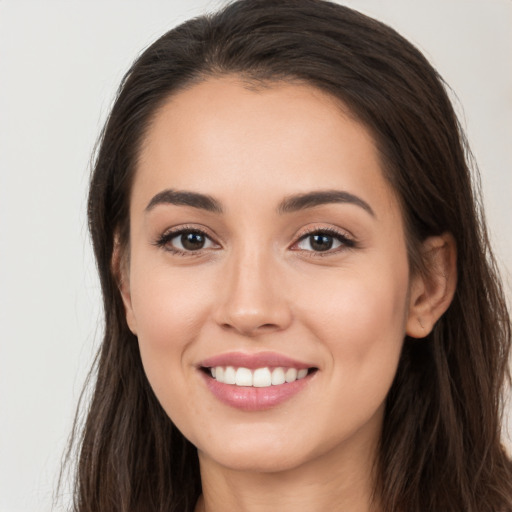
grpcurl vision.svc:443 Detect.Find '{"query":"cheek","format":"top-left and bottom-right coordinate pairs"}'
top-left (294, 263), bottom-right (409, 398)
top-left (130, 263), bottom-right (212, 351)
top-left (127, 261), bottom-right (217, 414)
top-left (299, 272), bottom-right (409, 439)
top-left (126, 266), bottom-right (218, 439)
top-left (300, 266), bottom-right (408, 339)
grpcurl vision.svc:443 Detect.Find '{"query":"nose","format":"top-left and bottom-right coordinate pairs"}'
top-left (213, 248), bottom-right (293, 337)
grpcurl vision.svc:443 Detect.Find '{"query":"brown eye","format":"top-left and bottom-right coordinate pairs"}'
top-left (295, 230), bottom-right (354, 253)
top-left (308, 234), bottom-right (334, 251)
top-left (157, 229), bottom-right (218, 253)
top-left (180, 232), bottom-right (206, 250)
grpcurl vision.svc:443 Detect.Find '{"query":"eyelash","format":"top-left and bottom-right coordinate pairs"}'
top-left (154, 226), bottom-right (356, 257)
top-left (293, 227), bottom-right (356, 257)
top-left (154, 225), bottom-right (217, 257)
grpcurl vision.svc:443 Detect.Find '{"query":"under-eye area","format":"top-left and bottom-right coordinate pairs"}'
top-left (201, 366), bottom-right (318, 387)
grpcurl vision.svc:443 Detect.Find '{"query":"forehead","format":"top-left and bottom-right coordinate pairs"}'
top-left (133, 77), bottom-right (400, 221)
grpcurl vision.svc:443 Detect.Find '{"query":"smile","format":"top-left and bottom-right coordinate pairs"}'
top-left (208, 366), bottom-right (310, 387)
top-left (198, 352), bottom-right (318, 411)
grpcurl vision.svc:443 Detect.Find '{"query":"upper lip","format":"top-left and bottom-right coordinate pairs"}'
top-left (199, 351), bottom-right (315, 370)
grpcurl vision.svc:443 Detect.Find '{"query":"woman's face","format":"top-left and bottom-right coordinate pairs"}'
top-left (121, 77), bottom-right (420, 474)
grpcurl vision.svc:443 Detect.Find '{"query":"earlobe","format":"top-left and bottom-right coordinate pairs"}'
top-left (112, 239), bottom-right (138, 336)
top-left (406, 233), bottom-right (457, 339)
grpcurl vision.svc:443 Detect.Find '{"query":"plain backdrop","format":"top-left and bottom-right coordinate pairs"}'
top-left (1, 1), bottom-right (511, 511)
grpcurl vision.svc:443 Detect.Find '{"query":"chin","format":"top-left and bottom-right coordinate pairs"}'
top-left (200, 443), bottom-right (313, 474)
top-left (194, 424), bottom-right (344, 475)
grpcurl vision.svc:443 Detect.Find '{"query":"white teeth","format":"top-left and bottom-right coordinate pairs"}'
top-left (297, 368), bottom-right (308, 380)
top-left (253, 368), bottom-right (272, 387)
top-left (271, 367), bottom-right (285, 385)
top-left (235, 367), bottom-right (253, 386)
top-left (285, 368), bottom-right (298, 383)
top-left (224, 366), bottom-right (236, 385)
top-left (210, 366), bottom-right (310, 387)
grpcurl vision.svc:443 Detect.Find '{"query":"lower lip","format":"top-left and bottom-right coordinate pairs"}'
top-left (201, 371), bottom-right (313, 411)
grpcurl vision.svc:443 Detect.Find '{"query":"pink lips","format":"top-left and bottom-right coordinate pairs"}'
top-left (199, 351), bottom-right (312, 370)
top-left (199, 351), bottom-right (316, 411)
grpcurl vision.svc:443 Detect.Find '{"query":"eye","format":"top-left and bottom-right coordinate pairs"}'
top-left (155, 228), bottom-right (218, 254)
top-left (294, 229), bottom-right (355, 253)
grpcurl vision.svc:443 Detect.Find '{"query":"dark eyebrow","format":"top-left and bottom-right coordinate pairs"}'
top-left (277, 190), bottom-right (375, 217)
top-left (145, 189), bottom-right (223, 213)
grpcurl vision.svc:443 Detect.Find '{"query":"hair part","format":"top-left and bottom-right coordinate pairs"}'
top-left (68, 1), bottom-right (512, 511)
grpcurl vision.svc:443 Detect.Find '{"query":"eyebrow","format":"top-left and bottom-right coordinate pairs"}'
top-left (145, 189), bottom-right (223, 213)
top-left (277, 190), bottom-right (375, 217)
top-left (145, 188), bottom-right (375, 217)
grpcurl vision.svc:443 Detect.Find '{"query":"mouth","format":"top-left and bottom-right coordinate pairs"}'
top-left (198, 352), bottom-right (318, 411)
top-left (201, 365), bottom-right (318, 388)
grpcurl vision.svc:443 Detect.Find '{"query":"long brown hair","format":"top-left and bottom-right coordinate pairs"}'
top-left (69, 1), bottom-right (512, 510)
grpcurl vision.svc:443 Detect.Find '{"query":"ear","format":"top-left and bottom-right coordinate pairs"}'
top-left (112, 238), bottom-right (138, 336)
top-left (406, 233), bottom-right (457, 339)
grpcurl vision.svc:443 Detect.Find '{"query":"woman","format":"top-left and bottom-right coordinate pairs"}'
top-left (71, 0), bottom-right (512, 510)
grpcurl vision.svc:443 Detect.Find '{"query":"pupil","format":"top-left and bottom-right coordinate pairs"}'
top-left (311, 234), bottom-right (333, 251)
top-left (181, 232), bottom-right (205, 250)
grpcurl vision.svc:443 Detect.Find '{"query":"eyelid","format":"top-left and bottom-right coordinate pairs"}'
top-left (154, 223), bottom-right (356, 256)
top-left (154, 224), bottom-right (221, 255)
top-left (290, 225), bottom-right (356, 254)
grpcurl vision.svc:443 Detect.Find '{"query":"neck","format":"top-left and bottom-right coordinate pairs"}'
top-left (195, 424), bottom-right (381, 512)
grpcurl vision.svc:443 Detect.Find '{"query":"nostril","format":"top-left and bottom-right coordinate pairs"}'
top-left (257, 323), bottom-right (281, 332)
top-left (219, 321), bottom-right (281, 335)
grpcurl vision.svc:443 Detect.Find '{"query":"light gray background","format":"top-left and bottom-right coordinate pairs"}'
top-left (1, 1), bottom-right (511, 511)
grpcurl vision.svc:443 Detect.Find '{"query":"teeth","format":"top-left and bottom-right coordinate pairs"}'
top-left (236, 367), bottom-right (253, 386)
top-left (297, 368), bottom-right (308, 379)
top-left (224, 366), bottom-right (236, 385)
top-left (253, 368), bottom-right (272, 387)
top-left (209, 366), bottom-right (310, 387)
top-left (285, 368), bottom-right (297, 383)
top-left (271, 367), bottom-right (285, 385)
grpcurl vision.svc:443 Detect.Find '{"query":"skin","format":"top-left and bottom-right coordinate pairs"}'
top-left (119, 77), bottom-right (456, 512)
